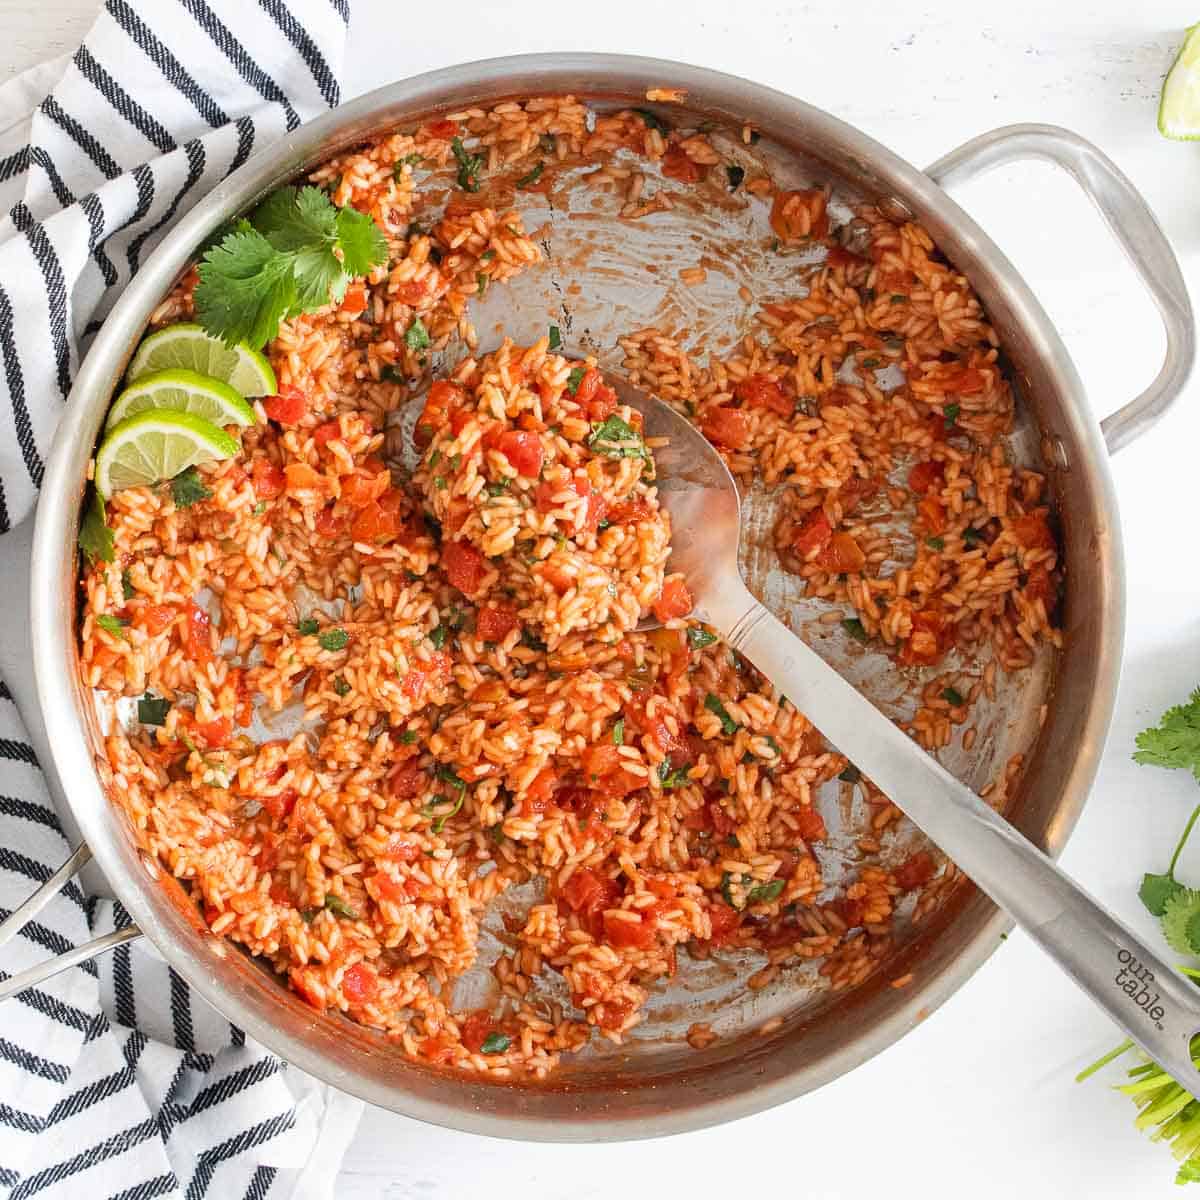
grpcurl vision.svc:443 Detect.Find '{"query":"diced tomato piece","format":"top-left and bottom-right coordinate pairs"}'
top-left (917, 496), bottom-right (948, 536)
top-left (708, 799), bottom-right (737, 836)
top-left (352, 489), bottom-right (404, 543)
top-left (584, 491), bottom-right (608, 533)
top-left (795, 803), bottom-right (827, 843)
top-left (898, 608), bottom-right (947, 667)
top-left (137, 604), bottom-right (176, 635)
top-left (314, 504), bottom-right (347, 538)
top-left (341, 283), bottom-right (368, 316)
top-left (385, 835), bottom-right (421, 862)
top-left (1011, 512), bottom-right (1055, 551)
top-left (701, 405), bottom-right (749, 449)
top-left (341, 472), bottom-right (384, 509)
top-left (476, 603), bottom-right (520, 642)
top-left (371, 871), bottom-right (410, 903)
top-left (421, 1033), bottom-right (458, 1064)
top-left (284, 463), bottom-right (325, 493)
top-left (815, 531), bottom-right (866, 574)
top-left (521, 766), bottom-right (559, 816)
top-left (260, 788), bottom-right (298, 822)
top-left (414, 380), bottom-right (467, 448)
top-left (661, 146), bottom-right (702, 183)
top-left (734, 374), bottom-right (792, 416)
top-left (826, 245), bottom-right (866, 269)
top-left (401, 649), bottom-right (452, 702)
top-left (389, 761), bottom-right (426, 799)
top-left (251, 459), bottom-right (286, 499)
top-left (495, 429), bottom-right (543, 477)
top-left (342, 962), bottom-right (377, 1004)
top-left (608, 496), bottom-right (653, 524)
top-left (263, 385), bottom-right (307, 425)
top-left (575, 369), bottom-right (620, 421)
top-left (908, 459), bottom-right (945, 495)
top-left (539, 561), bottom-right (574, 593)
top-left (396, 277), bottom-right (433, 307)
top-left (561, 867), bottom-right (622, 915)
top-left (837, 895), bottom-right (868, 928)
top-left (894, 851), bottom-right (936, 891)
top-left (652, 576), bottom-right (693, 623)
top-left (425, 118), bottom-right (460, 140)
top-left (582, 742), bottom-right (622, 779)
top-left (594, 996), bottom-right (636, 1032)
top-left (313, 420), bottom-right (342, 447)
top-left (792, 508), bottom-right (833, 557)
top-left (183, 602), bottom-right (214, 667)
top-left (194, 716), bottom-right (231, 749)
top-left (460, 1010), bottom-right (496, 1053)
top-left (603, 910), bottom-right (655, 949)
top-left (770, 188), bottom-right (829, 241)
top-left (593, 767), bottom-right (644, 798)
top-left (706, 902), bottom-right (741, 946)
top-left (837, 475), bottom-right (878, 514)
top-left (441, 540), bottom-right (489, 595)
top-left (289, 970), bottom-right (326, 1011)
top-left (941, 366), bottom-right (986, 395)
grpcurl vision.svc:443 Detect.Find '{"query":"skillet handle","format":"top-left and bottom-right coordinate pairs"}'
top-left (0, 843), bottom-right (142, 1002)
top-left (925, 123), bottom-right (1195, 454)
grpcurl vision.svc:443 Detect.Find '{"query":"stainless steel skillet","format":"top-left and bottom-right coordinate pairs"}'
top-left (0, 54), bottom-right (1190, 1140)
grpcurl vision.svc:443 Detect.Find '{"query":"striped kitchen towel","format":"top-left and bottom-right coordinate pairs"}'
top-left (0, 3), bottom-right (365, 1198)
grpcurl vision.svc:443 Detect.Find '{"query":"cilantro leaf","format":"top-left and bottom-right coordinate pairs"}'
top-left (1135, 688), bottom-right (1200, 782)
top-left (96, 614), bottom-right (127, 639)
top-left (842, 617), bottom-right (869, 643)
top-left (588, 415), bottom-right (647, 461)
top-left (196, 188), bottom-right (387, 348)
top-left (704, 693), bottom-right (739, 736)
top-left (79, 489), bottom-right (114, 566)
top-left (1139, 872), bottom-right (1185, 917)
top-left (323, 893), bottom-right (360, 920)
top-left (170, 466), bottom-right (212, 509)
top-left (480, 1032), bottom-right (510, 1054)
top-left (565, 365), bottom-right (587, 394)
top-left (547, 325), bottom-right (561, 351)
top-left (318, 628), bottom-right (349, 652)
top-left (335, 204), bottom-right (389, 277)
top-left (405, 318), bottom-right (431, 351)
top-left (687, 627), bottom-right (717, 650)
top-left (1161, 887), bottom-right (1200, 956)
top-left (450, 137), bottom-right (483, 192)
top-left (516, 162), bottom-right (544, 189)
top-left (137, 695), bottom-right (172, 726)
top-left (297, 617), bottom-right (320, 636)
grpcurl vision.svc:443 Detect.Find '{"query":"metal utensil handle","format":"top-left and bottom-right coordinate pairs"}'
top-left (711, 578), bottom-right (1200, 1087)
top-left (926, 122), bottom-right (1196, 454)
top-left (0, 842), bottom-right (142, 1002)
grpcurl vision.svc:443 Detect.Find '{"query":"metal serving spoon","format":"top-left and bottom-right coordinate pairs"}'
top-left (627, 377), bottom-right (1200, 1089)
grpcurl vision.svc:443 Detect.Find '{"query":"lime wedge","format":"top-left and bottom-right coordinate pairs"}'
top-left (95, 410), bottom-right (240, 497)
top-left (1160, 24), bottom-right (1200, 139)
top-left (105, 368), bottom-right (257, 431)
top-left (127, 324), bottom-right (277, 396)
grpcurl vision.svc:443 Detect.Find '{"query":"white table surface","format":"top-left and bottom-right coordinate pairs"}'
top-left (5, 1), bottom-right (1200, 1196)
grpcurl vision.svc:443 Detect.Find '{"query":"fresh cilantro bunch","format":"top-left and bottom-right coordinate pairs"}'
top-left (194, 186), bottom-right (388, 348)
top-left (1133, 689), bottom-right (1200, 946)
top-left (1078, 686), bottom-right (1200, 1186)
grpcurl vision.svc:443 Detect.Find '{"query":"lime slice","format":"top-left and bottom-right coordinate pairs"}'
top-left (95, 410), bottom-right (240, 497)
top-left (127, 323), bottom-right (277, 396)
top-left (105, 368), bottom-right (257, 431)
top-left (1160, 24), bottom-right (1200, 139)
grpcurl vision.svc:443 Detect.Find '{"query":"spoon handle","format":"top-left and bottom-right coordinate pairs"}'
top-left (712, 583), bottom-right (1200, 1088)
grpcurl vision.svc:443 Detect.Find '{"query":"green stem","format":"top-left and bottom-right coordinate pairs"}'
top-left (1077, 1038), bottom-right (1135, 1083)
top-left (1168, 802), bottom-right (1200, 879)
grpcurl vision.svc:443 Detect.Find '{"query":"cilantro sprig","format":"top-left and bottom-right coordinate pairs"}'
top-left (1078, 684), bottom-right (1200, 1186)
top-left (194, 186), bottom-right (388, 348)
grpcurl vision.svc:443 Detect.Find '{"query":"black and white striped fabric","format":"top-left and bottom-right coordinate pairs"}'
top-left (0, 4), bottom-right (366, 1197)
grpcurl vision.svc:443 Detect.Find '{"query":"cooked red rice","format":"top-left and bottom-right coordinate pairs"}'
top-left (80, 95), bottom-right (1060, 1077)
